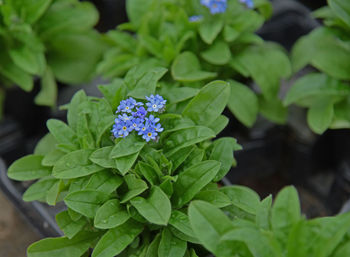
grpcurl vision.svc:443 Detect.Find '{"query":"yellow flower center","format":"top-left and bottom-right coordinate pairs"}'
top-left (147, 132), bottom-right (152, 137)
top-left (122, 126), bottom-right (127, 131)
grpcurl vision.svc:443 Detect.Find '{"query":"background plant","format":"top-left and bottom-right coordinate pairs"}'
top-left (188, 185), bottom-right (350, 257)
top-left (98, 0), bottom-right (292, 128)
top-left (7, 67), bottom-right (242, 257)
top-left (0, 0), bottom-right (106, 117)
top-left (285, 0), bottom-right (350, 134)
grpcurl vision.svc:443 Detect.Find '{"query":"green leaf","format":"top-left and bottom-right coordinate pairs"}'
top-left (53, 150), bottom-right (104, 179)
top-left (35, 67), bottom-right (57, 106)
top-left (208, 115), bottom-right (229, 135)
top-left (76, 114), bottom-right (95, 149)
top-left (223, 25), bottom-right (240, 42)
top-left (46, 180), bottom-right (64, 205)
top-left (201, 41), bottom-right (231, 65)
top-left (27, 231), bottom-right (100, 257)
top-left (8, 155), bottom-right (51, 181)
top-left (110, 135), bottom-right (145, 159)
top-left (128, 67), bottom-right (168, 99)
top-left (131, 186), bottom-right (171, 225)
top-left (0, 51), bottom-right (33, 91)
top-left (37, 1), bottom-right (99, 38)
top-left (23, 177), bottom-right (58, 202)
top-left (56, 211), bottom-right (87, 239)
top-left (94, 199), bottom-right (130, 229)
top-left (42, 149), bottom-right (66, 167)
top-left (172, 160), bottom-right (221, 208)
top-left (307, 99), bottom-right (334, 134)
top-left (256, 195), bottom-right (272, 230)
top-left (47, 119), bottom-right (77, 146)
top-left (160, 85), bottom-right (200, 105)
top-left (98, 79), bottom-right (127, 111)
top-left (64, 190), bottom-right (110, 218)
top-left (284, 73), bottom-right (350, 106)
top-left (126, 0), bottom-right (152, 27)
top-left (16, 0), bottom-right (52, 24)
top-left (171, 52), bottom-right (216, 82)
top-left (228, 80), bottom-right (258, 127)
top-left (188, 201), bottom-right (234, 253)
top-left (287, 212), bottom-right (350, 257)
top-left (47, 32), bottom-right (104, 84)
top-left (310, 29), bottom-right (350, 80)
top-left (84, 170), bottom-right (123, 194)
top-left (121, 174), bottom-right (148, 203)
top-left (169, 210), bottom-right (197, 240)
top-left (9, 44), bottom-right (46, 75)
top-left (218, 227), bottom-right (279, 257)
top-left (194, 190), bottom-right (231, 208)
top-left (137, 161), bottom-right (160, 185)
top-left (183, 80), bottom-right (230, 126)
top-left (259, 96), bottom-right (288, 124)
top-left (210, 137), bottom-right (241, 182)
top-left (167, 146), bottom-right (194, 172)
top-left (329, 0), bottom-right (350, 27)
top-left (221, 186), bottom-right (261, 215)
top-left (67, 90), bottom-right (88, 132)
top-left (34, 133), bottom-right (57, 155)
top-left (333, 241), bottom-right (350, 257)
top-left (199, 19), bottom-right (224, 44)
top-left (90, 147), bottom-right (116, 169)
top-left (271, 186), bottom-right (301, 241)
top-left (92, 220), bottom-right (143, 257)
top-left (234, 43), bottom-right (291, 99)
top-left (146, 234), bottom-right (161, 257)
top-left (291, 34), bottom-right (314, 72)
top-left (158, 228), bottom-right (187, 257)
top-left (164, 126), bottom-right (215, 156)
top-left (115, 152), bottom-right (140, 176)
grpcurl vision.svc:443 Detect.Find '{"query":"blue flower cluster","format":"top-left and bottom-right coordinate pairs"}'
top-left (200, 0), bottom-right (227, 14)
top-left (112, 95), bottom-right (166, 142)
top-left (240, 0), bottom-right (254, 9)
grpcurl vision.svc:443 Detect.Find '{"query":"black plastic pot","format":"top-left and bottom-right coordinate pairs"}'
top-left (86, 0), bottom-right (128, 32)
top-left (259, 0), bottom-right (319, 50)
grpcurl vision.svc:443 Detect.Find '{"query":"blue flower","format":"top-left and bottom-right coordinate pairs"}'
top-left (137, 123), bottom-right (149, 136)
top-left (240, 0), bottom-right (254, 9)
top-left (189, 15), bottom-right (203, 22)
top-left (111, 120), bottom-right (133, 138)
top-left (118, 114), bottom-right (132, 122)
top-left (201, 0), bottom-right (227, 14)
top-left (146, 115), bottom-right (160, 124)
top-left (131, 117), bottom-right (144, 131)
top-left (116, 97), bottom-right (143, 113)
top-left (141, 127), bottom-right (158, 142)
top-left (146, 94), bottom-right (167, 112)
top-left (133, 106), bottom-right (147, 119)
top-left (153, 123), bottom-right (164, 133)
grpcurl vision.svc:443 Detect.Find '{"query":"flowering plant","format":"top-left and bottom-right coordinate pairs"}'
top-left (0, 0), bottom-right (105, 117)
top-left (284, 0), bottom-right (350, 134)
top-left (7, 67), bottom-right (242, 257)
top-left (98, 0), bottom-right (291, 127)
